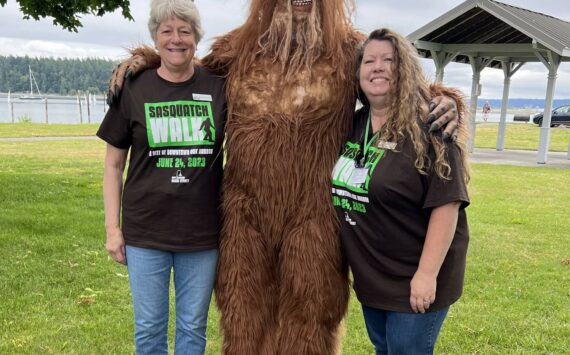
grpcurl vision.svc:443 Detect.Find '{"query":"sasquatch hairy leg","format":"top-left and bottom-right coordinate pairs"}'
top-left (216, 192), bottom-right (279, 355)
top-left (276, 218), bottom-right (350, 355)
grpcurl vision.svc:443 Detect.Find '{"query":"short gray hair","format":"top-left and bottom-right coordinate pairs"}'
top-left (148, 0), bottom-right (204, 43)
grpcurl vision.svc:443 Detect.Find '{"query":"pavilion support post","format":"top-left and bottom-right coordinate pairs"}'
top-left (537, 70), bottom-right (557, 163)
top-left (496, 77), bottom-right (510, 151)
top-left (536, 52), bottom-right (561, 164)
top-left (436, 68), bottom-right (444, 83)
top-left (467, 56), bottom-right (493, 152)
top-left (430, 50), bottom-right (457, 83)
top-left (468, 71), bottom-right (480, 152)
top-left (497, 61), bottom-right (524, 151)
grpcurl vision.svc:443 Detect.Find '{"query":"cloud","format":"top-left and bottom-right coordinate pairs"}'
top-left (355, 0), bottom-right (570, 35)
top-left (0, 0), bottom-right (247, 59)
top-left (431, 61), bottom-right (570, 99)
top-left (354, 0), bottom-right (570, 99)
top-left (1, 0), bottom-right (569, 98)
top-left (0, 37), bottom-right (129, 59)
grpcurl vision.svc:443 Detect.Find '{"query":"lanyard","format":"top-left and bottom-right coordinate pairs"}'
top-left (360, 112), bottom-right (380, 166)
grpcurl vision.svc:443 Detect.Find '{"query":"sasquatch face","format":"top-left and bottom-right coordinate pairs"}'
top-left (291, 0), bottom-right (313, 13)
top-left (259, 0), bottom-right (323, 75)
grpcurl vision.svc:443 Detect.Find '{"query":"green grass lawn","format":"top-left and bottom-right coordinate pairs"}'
top-left (474, 122), bottom-right (570, 152)
top-left (2, 122), bottom-right (569, 152)
top-left (1, 137), bottom-right (569, 354)
top-left (0, 123), bottom-right (99, 138)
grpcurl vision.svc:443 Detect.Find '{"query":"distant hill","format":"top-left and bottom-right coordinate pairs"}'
top-left (476, 98), bottom-right (570, 109)
top-left (0, 55), bottom-right (116, 96)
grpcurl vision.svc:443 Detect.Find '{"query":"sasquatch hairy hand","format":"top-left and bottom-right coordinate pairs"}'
top-left (427, 83), bottom-right (467, 142)
top-left (107, 45), bottom-right (161, 106)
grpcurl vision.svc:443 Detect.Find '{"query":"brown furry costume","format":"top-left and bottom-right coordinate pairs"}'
top-left (201, 2), bottom-right (362, 354)
top-left (112, 1), bottom-right (466, 353)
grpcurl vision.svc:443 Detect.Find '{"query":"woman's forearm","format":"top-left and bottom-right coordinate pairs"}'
top-left (417, 202), bottom-right (461, 278)
top-left (410, 202), bottom-right (461, 312)
top-left (103, 145), bottom-right (128, 231)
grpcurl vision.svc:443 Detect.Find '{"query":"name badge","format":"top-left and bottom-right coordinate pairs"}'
top-left (192, 93), bottom-right (212, 101)
top-left (376, 140), bottom-right (397, 150)
top-left (351, 167), bottom-right (369, 185)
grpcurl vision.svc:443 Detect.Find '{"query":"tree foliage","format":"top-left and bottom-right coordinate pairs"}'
top-left (0, 55), bottom-right (117, 95)
top-left (0, 0), bottom-right (133, 32)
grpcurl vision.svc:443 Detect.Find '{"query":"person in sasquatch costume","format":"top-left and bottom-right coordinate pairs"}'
top-left (109, 1), bottom-right (465, 353)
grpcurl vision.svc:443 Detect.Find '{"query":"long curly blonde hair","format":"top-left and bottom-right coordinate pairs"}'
top-left (357, 28), bottom-right (470, 182)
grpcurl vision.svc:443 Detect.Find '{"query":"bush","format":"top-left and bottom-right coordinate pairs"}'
top-left (17, 114), bottom-right (32, 123)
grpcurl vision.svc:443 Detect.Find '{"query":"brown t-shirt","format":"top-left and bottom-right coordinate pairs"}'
top-left (331, 107), bottom-right (470, 312)
top-left (97, 67), bottom-right (226, 252)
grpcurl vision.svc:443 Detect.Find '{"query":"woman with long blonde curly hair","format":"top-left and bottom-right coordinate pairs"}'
top-left (331, 28), bottom-right (471, 354)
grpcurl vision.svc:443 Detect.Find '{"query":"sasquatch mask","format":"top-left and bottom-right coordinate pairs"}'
top-left (259, 0), bottom-right (321, 72)
top-left (238, 0), bottom-right (355, 77)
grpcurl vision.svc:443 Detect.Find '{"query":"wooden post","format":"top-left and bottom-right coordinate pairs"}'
top-left (85, 92), bottom-right (91, 124)
top-left (77, 95), bottom-right (83, 124)
top-left (10, 102), bottom-right (15, 123)
top-left (44, 98), bottom-right (49, 124)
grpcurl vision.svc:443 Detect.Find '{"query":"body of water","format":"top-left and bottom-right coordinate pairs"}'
top-left (0, 93), bottom-right (107, 124)
top-left (0, 93), bottom-right (537, 125)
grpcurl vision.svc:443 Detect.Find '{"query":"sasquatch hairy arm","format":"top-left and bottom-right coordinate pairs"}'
top-left (105, 32), bottom-right (238, 105)
top-left (427, 83), bottom-right (467, 142)
top-left (107, 45), bottom-right (161, 106)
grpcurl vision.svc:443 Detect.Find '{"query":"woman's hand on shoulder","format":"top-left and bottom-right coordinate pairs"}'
top-left (105, 226), bottom-right (126, 265)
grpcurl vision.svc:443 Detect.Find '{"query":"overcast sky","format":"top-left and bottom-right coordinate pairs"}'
top-left (1, 0), bottom-right (569, 99)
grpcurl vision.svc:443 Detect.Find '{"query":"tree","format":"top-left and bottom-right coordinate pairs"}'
top-left (0, 0), bottom-right (133, 32)
top-left (0, 55), bottom-right (116, 94)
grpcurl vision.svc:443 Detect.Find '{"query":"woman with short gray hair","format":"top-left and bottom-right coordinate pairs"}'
top-left (147, 0), bottom-right (204, 43)
top-left (97, 0), bottom-right (226, 353)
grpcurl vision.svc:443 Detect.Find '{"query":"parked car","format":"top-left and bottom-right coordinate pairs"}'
top-left (532, 105), bottom-right (570, 127)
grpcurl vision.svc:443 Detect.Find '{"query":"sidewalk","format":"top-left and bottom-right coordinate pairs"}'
top-left (470, 148), bottom-right (570, 169)
top-left (0, 136), bottom-right (97, 142)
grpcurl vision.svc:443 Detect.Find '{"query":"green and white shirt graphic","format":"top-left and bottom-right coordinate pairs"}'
top-left (331, 141), bottom-right (386, 214)
top-left (332, 142), bottom-right (386, 193)
top-left (145, 100), bottom-right (215, 148)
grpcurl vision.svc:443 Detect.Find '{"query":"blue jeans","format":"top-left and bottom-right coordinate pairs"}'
top-left (362, 304), bottom-right (450, 355)
top-left (126, 245), bottom-right (218, 355)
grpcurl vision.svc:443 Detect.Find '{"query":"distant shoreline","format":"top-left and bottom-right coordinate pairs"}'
top-left (0, 92), bottom-right (106, 100)
top-left (1, 92), bottom-right (568, 113)
top-left (472, 98), bottom-right (570, 110)
top-left (2, 92), bottom-right (568, 109)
